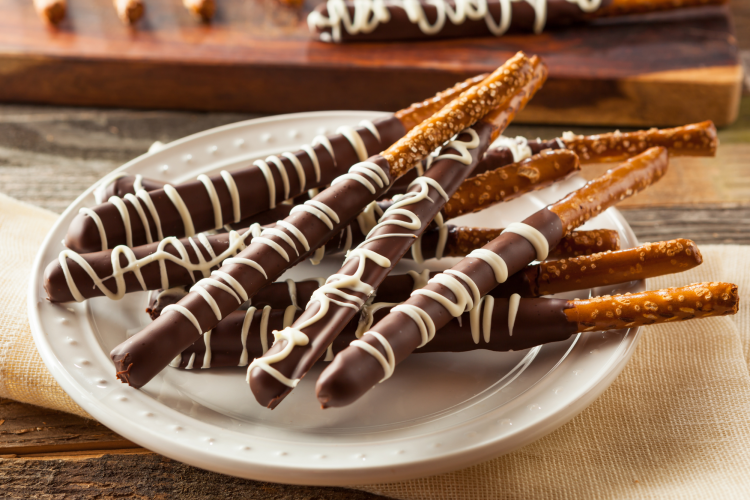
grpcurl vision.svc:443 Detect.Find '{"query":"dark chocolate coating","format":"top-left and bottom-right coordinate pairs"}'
top-left (111, 154), bottom-right (398, 388)
top-left (316, 296), bottom-right (575, 407)
top-left (248, 122), bottom-right (496, 408)
top-left (101, 176), bottom-right (167, 201)
top-left (174, 297), bottom-right (576, 370)
top-left (312, 0), bottom-right (614, 42)
top-left (46, 228), bottom-right (258, 303)
top-left (314, 207), bottom-right (564, 407)
top-left (66, 116), bottom-right (406, 253)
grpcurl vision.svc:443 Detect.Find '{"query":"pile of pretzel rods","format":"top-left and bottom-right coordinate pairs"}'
top-left (308, 0), bottom-right (728, 43)
top-left (34, 0), bottom-right (215, 26)
top-left (42, 52), bottom-right (738, 410)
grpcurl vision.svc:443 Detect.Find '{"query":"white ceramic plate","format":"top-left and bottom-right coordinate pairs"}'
top-left (29, 111), bottom-right (644, 486)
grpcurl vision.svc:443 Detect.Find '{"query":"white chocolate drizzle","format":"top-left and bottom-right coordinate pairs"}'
top-left (58, 224), bottom-right (262, 302)
top-left (467, 249), bottom-right (509, 283)
top-left (508, 293), bottom-right (520, 336)
top-left (239, 306), bottom-right (257, 366)
top-left (502, 222), bottom-right (549, 261)
top-left (94, 120), bottom-right (380, 249)
top-left (247, 327), bottom-right (310, 388)
top-left (356, 201), bottom-right (383, 236)
top-left (185, 352), bottom-right (196, 370)
top-left (330, 160), bottom-right (390, 194)
top-left (469, 295), bottom-right (495, 343)
top-left (202, 329), bottom-right (213, 369)
top-left (491, 135), bottom-right (533, 162)
top-left (309, 0), bottom-right (602, 42)
top-left (259, 305), bottom-right (272, 354)
top-left (351, 331), bottom-right (395, 381)
top-left (164, 184), bottom-right (195, 237)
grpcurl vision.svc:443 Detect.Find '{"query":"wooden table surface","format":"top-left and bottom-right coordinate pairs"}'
top-left (1, 2), bottom-right (749, 497)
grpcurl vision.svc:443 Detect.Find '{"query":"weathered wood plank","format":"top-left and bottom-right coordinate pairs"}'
top-left (0, 453), bottom-right (387, 500)
top-left (0, 0), bottom-right (742, 125)
top-left (0, 399), bottom-right (136, 455)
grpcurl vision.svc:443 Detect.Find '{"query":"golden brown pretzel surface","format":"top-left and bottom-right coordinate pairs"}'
top-left (549, 146), bottom-right (669, 234)
top-left (554, 229), bottom-right (621, 258)
top-left (384, 52), bottom-right (535, 177)
top-left (537, 238), bottom-right (702, 296)
top-left (562, 121), bottom-right (718, 163)
top-left (444, 149), bottom-right (579, 219)
top-left (565, 282), bottom-right (739, 331)
top-left (395, 73), bottom-right (489, 131)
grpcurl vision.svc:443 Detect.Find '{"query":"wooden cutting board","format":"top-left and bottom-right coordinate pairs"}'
top-left (0, 0), bottom-right (741, 127)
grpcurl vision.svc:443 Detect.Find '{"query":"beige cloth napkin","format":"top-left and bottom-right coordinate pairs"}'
top-left (2, 192), bottom-right (750, 498)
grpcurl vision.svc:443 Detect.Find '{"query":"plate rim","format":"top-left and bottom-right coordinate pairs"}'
top-left (28, 110), bottom-right (643, 486)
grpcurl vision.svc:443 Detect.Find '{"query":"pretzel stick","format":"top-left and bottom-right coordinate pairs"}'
top-left (153, 237), bottom-right (703, 368)
top-left (443, 149), bottom-right (579, 219)
top-left (118, 121), bottom-right (713, 201)
top-left (113, 0), bottom-right (144, 24)
top-left (183, 0), bottom-right (215, 21)
top-left (316, 281), bottom-right (738, 405)
top-left (47, 144), bottom-right (584, 303)
top-left (314, 146), bottom-right (668, 406)
top-left (67, 75), bottom-right (491, 254)
top-left (496, 238), bottom-right (702, 297)
top-left (33, 0), bottom-right (66, 24)
top-left (109, 53), bottom-right (537, 389)
top-left (246, 56), bottom-right (544, 408)
top-left (436, 121), bottom-right (715, 188)
top-left (148, 237), bottom-right (690, 325)
top-left (172, 278), bottom-right (730, 370)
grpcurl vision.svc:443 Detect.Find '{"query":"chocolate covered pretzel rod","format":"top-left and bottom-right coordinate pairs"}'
top-left (108, 120), bottom-right (714, 202)
top-left (145, 228), bottom-right (623, 319)
top-left (317, 281), bottom-right (738, 406)
top-left (145, 226), bottom-right (621, 318)
top-left (66, 74), bottom-right (489, 254)
top-left (173, 279), bottom-right (732, 370)
top-left (309, 0), bottom-right (615, 42)
top-left (246, 57), bottom-right (546, 408)
top-left (162, 238), bottom-right (704, 368)
top-left (316, 146), bottom-right (668, 406)
top-left (46, 144), bottom-right (577, 303)
top-left (110, 53), bottom-right (537, 388)
top-left (150, 238), bottom-right (694, 322)
top-left (309, 0), bottom-right (726, 43)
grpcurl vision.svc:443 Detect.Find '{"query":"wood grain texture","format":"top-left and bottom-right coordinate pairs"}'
top-left (0, 452), bottom-right (386, 500)
top-left (0, 0), bottom-right (741, 126)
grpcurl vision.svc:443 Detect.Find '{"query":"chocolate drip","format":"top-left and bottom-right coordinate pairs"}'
top-left (310, 0), bottom-right (613, 43)
top-left (173, 297), bottom-right (575, 370)
top-left (66, 116), bottom-right (406, 253)
top-left (248, 122), bottom-right (496, 408)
